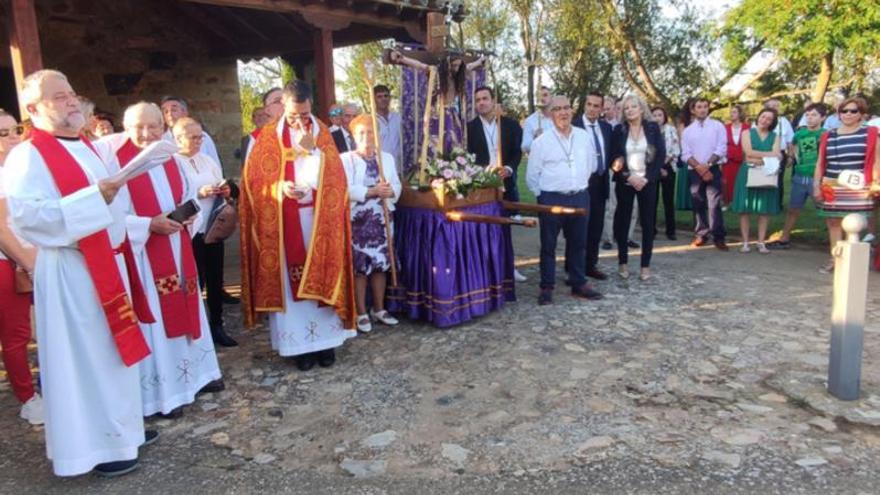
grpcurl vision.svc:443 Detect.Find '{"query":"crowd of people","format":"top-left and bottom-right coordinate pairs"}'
top-left (0, 66), bottom-right (878, 480)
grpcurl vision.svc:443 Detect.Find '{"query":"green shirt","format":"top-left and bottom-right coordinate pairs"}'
top-left (792, 127), bottom-right (825, 177)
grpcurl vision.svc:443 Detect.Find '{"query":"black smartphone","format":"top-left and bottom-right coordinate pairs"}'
top-left (167, 199), bottom-right (201, 223)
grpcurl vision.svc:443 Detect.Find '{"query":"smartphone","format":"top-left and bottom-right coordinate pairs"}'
top-left (167, 199), bottom-right (201, 223)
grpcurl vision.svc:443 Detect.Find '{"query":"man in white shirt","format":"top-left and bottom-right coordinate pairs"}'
top-left (160, 96), bottom-right (223, 168)
top-left (527, 95), bottom-right (603, 305)
top-left (521, 86), bottom-right (555, 154)
top-left (374, 84), bottom-right (403, 170)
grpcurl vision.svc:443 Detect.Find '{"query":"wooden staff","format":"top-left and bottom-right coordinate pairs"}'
top-left (418, 66), bottom-right (438, 186)
top-left (438, 92), bottom-right (446, 155)
top-left (446, 210), bottom-right (537, 227)
top-left (501, 201), bottom-right (587, 216)
top-left (362, 61), bottom-right (398, 286)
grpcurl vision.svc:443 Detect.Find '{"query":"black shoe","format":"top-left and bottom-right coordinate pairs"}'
top-left (666, 233), bottom-right (677, 241)
top-left (572, 284), bottom-right (603, 300)
top-left (317, 348), bottom-right (336, 368)
top-left (601, 242), bottom-right (613, 250)
top-left (563, 278), bottom-right (573, 287)
top-left (221, 291), bottom-right (240, 305)
top-left (154, 407), bottom-right (183, 420)
top-left (627, 240), bottom-right (640, 249)
top-left (538, 289), bottom-right (553, 306)
top-left (144, 429), bottom-right (159, 447)
top-left (93, 459), bottom-right (139, 478)
top-left (768, 240), bottom-right (790, 250)
top-left (210, 324), bottom-right (239, 348)
top-left (200, 379), bottom-right (225, 394)
top-left (295, 353), bottom-right (316, 371)
top-left (585, 268), bottom-right (608, 281)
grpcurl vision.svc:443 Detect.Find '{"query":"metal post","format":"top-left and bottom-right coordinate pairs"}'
top-left (828, 213), bottom-right (870, 400)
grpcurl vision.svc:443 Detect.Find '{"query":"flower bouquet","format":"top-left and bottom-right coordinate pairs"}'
top-left (423, 147), bottom-right (503, 199)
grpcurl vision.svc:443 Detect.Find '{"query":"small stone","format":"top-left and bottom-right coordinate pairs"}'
top-left (736, 403), bottom-right (774, 414)
top-left (574, 436), bottom-right (614, 457)
top-left (719, 346), bottom-right (740, 356)
top-left (570, 368), bottom-right (591, 380)
top-left (758, 393), bottom-right (787, 403)
top-left (362, 430), bottom-right (397, 449)
top-left (210, 432), bottom-right (229, 446)
top-left (340, 459), bottom-right (387, 478)
top-left (192, 421), bottom-right (228, 436)
top-left (564, 343), bottom-right (586, 353)
top-left (808, 417), bottom-right (838, 433)
top-left (261, 376), bottom-right (279, 387)
top-left (586, 398), bottom-right (615, 413)
top-left (441, 443), bottom-right (471, 465)
top-left (795, 456), bottom-right (828, 467)
top-left (711, 427), bottom-right (764, 446)
top-left (250, 368), bottom-right (264, 377)
top-left (822, 446), bottom-right (843, 454)
top-left (253, 453), bottom-right (276, 465)
top-left (200, 402), bottom-right (219, 412)
top-left (702, 450), bottom-right (741, 468)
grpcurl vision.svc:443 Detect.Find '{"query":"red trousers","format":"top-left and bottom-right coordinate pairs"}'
top-left (0, 260), bottom-right (35, 403)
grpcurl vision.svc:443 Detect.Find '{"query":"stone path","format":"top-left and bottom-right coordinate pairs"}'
top-left (3, 228), bottom-right (880, 494)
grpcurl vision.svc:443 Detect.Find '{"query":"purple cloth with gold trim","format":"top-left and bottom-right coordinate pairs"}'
top-left (387, 201), bottom-right (515, 327)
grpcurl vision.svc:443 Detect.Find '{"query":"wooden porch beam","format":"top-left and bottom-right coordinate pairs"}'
top-left (6, 0), bottom-right (43, 118)
top-left (312, 28), bottom-right (335, 119)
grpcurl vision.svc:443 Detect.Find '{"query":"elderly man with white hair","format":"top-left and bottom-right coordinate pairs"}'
top-left (3, 70), bottom-right (162, 477)
top-left (101, 102), bottom-right (223, 421)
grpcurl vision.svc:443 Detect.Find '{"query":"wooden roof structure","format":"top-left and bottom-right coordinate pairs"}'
top-left (2, 0), bottom-right (460, 118)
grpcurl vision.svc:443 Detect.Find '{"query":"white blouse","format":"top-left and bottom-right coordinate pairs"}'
top-left (178, 152), bottom-right (224, 234)
top-left (626, 134), bottom-right (648, 179)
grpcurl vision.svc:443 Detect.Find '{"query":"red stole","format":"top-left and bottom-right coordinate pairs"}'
top-left (116, 139), bottom-right (201, 340)
top-left (281, 120), bottom-right (314, 299)
top-left (29, 129), bottom-right (153, 367)
top-left (250, 128), bottom-right (262, 140)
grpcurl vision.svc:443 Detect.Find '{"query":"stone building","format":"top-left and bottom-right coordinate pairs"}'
top-left (1, 0), bottom-right (461, 174)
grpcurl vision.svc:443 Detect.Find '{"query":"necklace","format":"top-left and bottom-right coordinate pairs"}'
top-left (552, 128), bottom-right (575, 167)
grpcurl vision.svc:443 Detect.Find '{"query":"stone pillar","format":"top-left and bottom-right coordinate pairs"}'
top-left (828, 213), bottom-right (869, 401)
top-left (312, 28), bottom-right (335, 120)
top-left (6, 0), bottom-right (44, 118)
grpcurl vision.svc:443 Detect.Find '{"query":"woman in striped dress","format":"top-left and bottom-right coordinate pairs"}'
top-left (813, 97), bottom-right (880, 273)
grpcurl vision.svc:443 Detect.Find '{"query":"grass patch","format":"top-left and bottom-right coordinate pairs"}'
top-left (515, 165), bottom-right (860, 245)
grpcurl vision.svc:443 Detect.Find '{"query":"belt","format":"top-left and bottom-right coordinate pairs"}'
top-left (552, 189), bottom-right (586, 196)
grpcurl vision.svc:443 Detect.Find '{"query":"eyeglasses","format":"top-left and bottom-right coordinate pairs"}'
top-left (839, 108), bottom-right (861, 115)
top-left (0, 126), bottom-right (24, 138)
top-left (551, 106), bottom-right (572, 112)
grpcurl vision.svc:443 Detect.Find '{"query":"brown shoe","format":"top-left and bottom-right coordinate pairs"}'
top-left (714, 241), bottom-right (729, 251)
top-left (690, 237), bottom-right (706, 248)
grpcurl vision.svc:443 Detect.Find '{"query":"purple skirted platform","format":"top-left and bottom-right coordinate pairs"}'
top-left (387, 201), bottom-right (515, 328)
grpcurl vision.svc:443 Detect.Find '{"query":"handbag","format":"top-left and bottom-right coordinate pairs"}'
top-left (204, 196), bottom-right (239, 244)
top-left (746, 156), bottom-right (779, 189)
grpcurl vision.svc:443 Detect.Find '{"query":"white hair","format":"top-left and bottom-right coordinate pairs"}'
top-left (621, 94), bottom-right (654, 123)
top-left (123, 101), bottom-right (164, 129)
top-left (20, 69), bottom-right (69, 108)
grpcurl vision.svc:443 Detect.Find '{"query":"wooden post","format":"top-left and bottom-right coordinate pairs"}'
top-left (425, 12), bottom-right (446, 54)
top-left (7, 0), bottom-right (44, 119)
top-left (312, 28), bottom-right (335, 120)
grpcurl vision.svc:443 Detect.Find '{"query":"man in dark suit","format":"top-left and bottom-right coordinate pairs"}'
top-left (467, 87), bottom-right (523, 202)
top-left (331, 103), bottom-right (358, 153)
top-left (467, 86), bottom-right (526, 281)
top-left (572, 91), bottom-right (613, 280)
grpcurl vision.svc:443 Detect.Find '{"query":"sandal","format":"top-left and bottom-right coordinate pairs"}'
top-left (819, 259), bottom-right (835, 274)
top-left (356, 314), bottom-right (372, 333)
top-left (739, 243), bottom-right (751, 253)
top-left (618, 265), bottom-right (630, 279)
top-left (756, 242), bottom-right (770, 254)
top-left (370, 309), bottom-right (399, 326)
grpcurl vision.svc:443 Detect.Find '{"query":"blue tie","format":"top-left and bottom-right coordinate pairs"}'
top-left (589, 123), bottom-right (605, 175)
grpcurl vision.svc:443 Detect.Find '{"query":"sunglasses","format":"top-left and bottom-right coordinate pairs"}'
top-left (839, 108), bottom-right (861, 115)
top-left (0, 126), bottom-right (24, 138)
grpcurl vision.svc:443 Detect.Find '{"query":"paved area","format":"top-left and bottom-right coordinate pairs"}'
top-left (3, 226), bottom-right (880, 494)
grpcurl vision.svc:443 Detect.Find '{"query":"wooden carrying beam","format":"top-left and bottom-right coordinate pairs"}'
top-left (7, 0), bottom-right (44, 118)
top-left (445, 211), bottom-right (537, 228)
top-left (502, 201), bottom-right (587, 216)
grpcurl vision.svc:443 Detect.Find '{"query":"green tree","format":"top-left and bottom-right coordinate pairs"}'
top-left (723, 0), bottom-right (880, 102)
top-left (338, 41), bottom-right (401, 111)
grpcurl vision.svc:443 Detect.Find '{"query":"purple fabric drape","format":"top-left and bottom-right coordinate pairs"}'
top-left (399, 44), bottom-right (486, 178)
top-left (387, 201), bottom-right (515, 328)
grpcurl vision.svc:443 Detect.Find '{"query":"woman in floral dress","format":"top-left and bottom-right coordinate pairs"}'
top-left (341, 115), bottom-right (402, 333)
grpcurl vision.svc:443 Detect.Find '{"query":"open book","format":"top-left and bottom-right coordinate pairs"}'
top-left (107, 140), bottom-right (179, 184)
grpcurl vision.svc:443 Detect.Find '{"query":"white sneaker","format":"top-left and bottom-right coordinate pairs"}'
top-left (20, 394), bottom-right (44, 426)
top-left (356, 314), bottom-right (372, 333)
top-left (739, 243), bottom-right (751, 253)
top-left (370, 309), bottom-right (399, 326)
top-left (514, 269), bottom-right (527, 282)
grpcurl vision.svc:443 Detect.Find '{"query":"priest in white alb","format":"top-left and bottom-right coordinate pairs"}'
top-left (3, 70), bottom-right (161, 477)
top-left (99, 102), bottom-right (223, 419)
